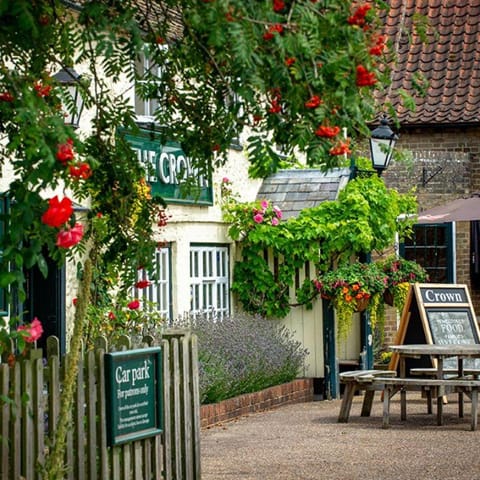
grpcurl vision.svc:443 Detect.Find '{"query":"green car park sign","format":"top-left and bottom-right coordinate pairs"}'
top-left (105, 347), bottom-right (163, 446)
top-left (123, 127), bottom-right (213, 205)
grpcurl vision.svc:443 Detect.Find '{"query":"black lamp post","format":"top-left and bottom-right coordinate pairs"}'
top-left (369, 116), bottom-right (398, 175)
top-left (52, 67), bottom-right (84, 129)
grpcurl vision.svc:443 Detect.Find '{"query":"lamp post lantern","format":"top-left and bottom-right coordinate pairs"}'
top-left (369, 116), bottom-right (398, 175)
top-left (52, 67), bottom-right (84, 129)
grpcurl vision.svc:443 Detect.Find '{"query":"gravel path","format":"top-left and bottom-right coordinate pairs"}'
top-left (201, 393), bottom-right (480, 480)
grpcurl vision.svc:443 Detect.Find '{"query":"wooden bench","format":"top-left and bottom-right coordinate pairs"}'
top-left (338, 369), bottom-right (396, 423)
top-left (410, 367), bottom-right (480, 379)
top-left (410, 368), bottom-right (480, 417)
top-left (372, 376), bottom-right (480, 431)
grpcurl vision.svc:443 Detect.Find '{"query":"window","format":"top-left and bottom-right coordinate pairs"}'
top-left (134, 47), bottom-right (164, 121)
top-left (134, 246), bottom-right (171, 320)
top-left (401, 224), bottom-right (454, 283)
top-left (190, 245), bottom-right (229, 318)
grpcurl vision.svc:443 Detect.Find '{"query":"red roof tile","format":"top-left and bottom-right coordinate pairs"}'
top-left (381, 0), bottom-right (480, 126)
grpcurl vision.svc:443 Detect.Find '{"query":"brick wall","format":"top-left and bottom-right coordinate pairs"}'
top-left (382, 125), bottom-right (480, 337)
top-left (200, 378), bottom-right (314, 428)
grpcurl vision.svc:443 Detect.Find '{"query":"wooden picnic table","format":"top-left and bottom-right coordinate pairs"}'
top-left (384, 344), bottom-right (480, 430)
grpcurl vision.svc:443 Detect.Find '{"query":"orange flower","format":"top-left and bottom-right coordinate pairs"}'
top-left (352, 283), bottom-right (360, 291)
top-left (342, 286), bottom-right (349, 294)
top-left (344, 294), bottom-right (353, 302)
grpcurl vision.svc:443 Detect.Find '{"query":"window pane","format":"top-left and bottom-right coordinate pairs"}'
top-left (189, 245), bottom-right (229, 318)
top-left (133, 246), bottom-right (171, 320)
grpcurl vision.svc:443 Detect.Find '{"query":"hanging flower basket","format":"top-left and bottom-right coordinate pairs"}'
top-left (314, 262), bottom-right (387, 340)
top-left (383, 289), bottom-right (395, 306)
top-left (378, 256), bottom-right (429, 313)
top-left (355, 296), bottom-right (371, 312)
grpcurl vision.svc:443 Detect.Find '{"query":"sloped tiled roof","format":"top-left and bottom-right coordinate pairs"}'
top-left (382, 0), bottom-right (480, 126)
top-left (256, 168), bottom-right (351, 219)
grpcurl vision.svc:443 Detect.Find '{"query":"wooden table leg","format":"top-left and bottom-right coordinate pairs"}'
top-left (399, 357), bottom-right (407, 421)
top-left (458, 357), bottom-right (464, 418)
top-left (437, 358), bottom-right (444, 426)
top-left (383, 386), bottom-right (391, 429)
top-left (338, 383), bottom-right (355, 423)
top-left (471, 388), bottom-right (478, 431)
top-left (361, 389), bottom-right (375, 417)
top-left (400, 387), bottom-right (407, 421)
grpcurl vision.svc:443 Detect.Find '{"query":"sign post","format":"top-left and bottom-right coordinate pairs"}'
top-left (105, 346), bottom-right (163, 446)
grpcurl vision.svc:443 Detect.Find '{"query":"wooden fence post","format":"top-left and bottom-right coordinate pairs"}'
top-left (0, 331), bottom-right (200, 479)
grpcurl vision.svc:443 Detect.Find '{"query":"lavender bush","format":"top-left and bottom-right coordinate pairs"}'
top-left (172, 313), bottom-right (309, 404)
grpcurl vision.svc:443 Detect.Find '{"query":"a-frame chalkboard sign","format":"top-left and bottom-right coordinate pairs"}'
top-left (389, 283), bottom-right (480, 373)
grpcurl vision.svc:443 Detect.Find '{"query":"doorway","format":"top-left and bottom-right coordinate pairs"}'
top-left (24, 256), bottom-right (66, 356)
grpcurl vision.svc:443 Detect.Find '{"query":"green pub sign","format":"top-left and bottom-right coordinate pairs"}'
top-left (123, 128), bottom-right (213, 205)
top-left (105, 347), bottom-right (163, 446)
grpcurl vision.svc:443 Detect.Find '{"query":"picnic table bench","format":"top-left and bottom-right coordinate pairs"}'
top-left (410, 367), bottom-right (480, 379)
top-left (338, 369), bottom-right (396, 423)
top-left (373, 376), bottom-right (480, 431)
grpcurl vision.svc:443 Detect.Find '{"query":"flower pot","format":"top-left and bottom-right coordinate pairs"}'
top-left (383, 289), bottom-right (394, 306)
top-left (355, 297), bottom-right (370, 312)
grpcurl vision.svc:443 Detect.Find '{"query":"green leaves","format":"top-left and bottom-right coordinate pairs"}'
top-left (224, 174), bottom-right (418, 318)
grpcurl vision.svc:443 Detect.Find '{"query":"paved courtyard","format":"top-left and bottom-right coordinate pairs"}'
top-left (201, 393), bottom-right (480, 479)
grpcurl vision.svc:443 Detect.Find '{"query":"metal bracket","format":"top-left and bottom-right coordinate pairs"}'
top-left (422, 166), bottom-right (444, 187)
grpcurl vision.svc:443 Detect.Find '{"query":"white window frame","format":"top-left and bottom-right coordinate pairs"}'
top-left (134, 245), bottom-right (171, 320)
top-left (190, 244), bottom-right (230, 319)
top-left (134, 45), bottom-right (166, 122)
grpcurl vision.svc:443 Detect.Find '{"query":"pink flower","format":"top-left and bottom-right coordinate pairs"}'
top-left (260, 200), bottom-right (269, 211)
top-left (253, 213), bottom-right (264, 223)
top-left (273, 206), bottom-right (283, 219)
top-left (222, 177), bottom-right (230, 184)
top-left (56, 223), bottom-right (84, 248)
top-left (128, 300), bottom-right (140, 310)
top-left (271, 217), bottom-right (279, 226)
top-left (17, 317), bottom-right (43, 343)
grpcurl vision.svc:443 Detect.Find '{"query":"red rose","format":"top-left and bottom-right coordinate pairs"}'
top-left (135, 280), bottom-right (152, 289)
top-left (41, 196), bottom-right (73, 228)
top-left (128, 300), bottom-right (140, 310)
top-left (57, 139), bottom-right (75, 164)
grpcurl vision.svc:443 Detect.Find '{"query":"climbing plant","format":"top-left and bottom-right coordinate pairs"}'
top-left (223, 174), bottom-right (418, 319)
top-left (0, 1), bottom-right (417, 477)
